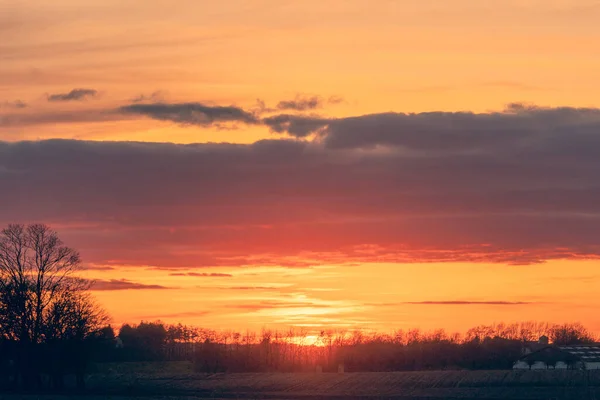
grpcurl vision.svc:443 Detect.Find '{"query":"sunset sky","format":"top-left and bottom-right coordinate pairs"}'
top-left (2, 0), bottom-right (600, 334)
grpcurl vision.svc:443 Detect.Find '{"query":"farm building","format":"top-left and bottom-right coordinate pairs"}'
top-left (513, 344), bottom-right (600, 370)
top-left (521, 335), bottom-right (549, 355)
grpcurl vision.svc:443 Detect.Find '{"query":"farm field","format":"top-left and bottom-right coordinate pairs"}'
top-left (8, 363), bottom-right (596, 400)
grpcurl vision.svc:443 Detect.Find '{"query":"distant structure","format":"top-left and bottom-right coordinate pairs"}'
top-left (513, 343), bottom-right (600, 370)
top-left (521, 335), bottom-right (549, 355)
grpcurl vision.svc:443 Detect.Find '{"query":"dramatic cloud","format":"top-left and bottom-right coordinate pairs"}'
top-left (47, 88), bottom-right (98, 102)
top-left (277, 95), bottom-right (323, 111)
top-left (119, 102), bottom-right (259, 126)
top-left (89, 279), bottom-right (175, 291)
top-left (169, 272), bottom-right (232, 277)
top-left (3, 105), bottom-right (600, 267)
top-left (264, 104), bottom-right (600, 150)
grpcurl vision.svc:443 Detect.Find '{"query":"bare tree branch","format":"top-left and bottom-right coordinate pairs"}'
top-left (0, 223), bottom-right (105, 344)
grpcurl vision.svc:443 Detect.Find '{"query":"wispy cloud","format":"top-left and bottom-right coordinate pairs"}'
top-left (225, 286), bottom-right (286, 290)
top-left (0, 109), bottom-right (122, 127)
top-left (130, 90), bottom-right (166, 103)
top-left (327, 95), bottom-right (344, 104)
top-left (140, 310), bottom-right (211, 319)
top-left (89, 278), bottom-right (176, 291)
top-left (1, 100), bottom-right (27, 109)
top-left (169, 272), bottom-right (232, 277)
top-left (230, 300), bottom-right (332, 311)
top-left (81, 264), bottom-right (115, 271)
top-left (276, 95), bottom-right (323, 111)
top-left (47, 88), bottom-right (98, 102)
top-left (403, 301), bottom-right (534, 306)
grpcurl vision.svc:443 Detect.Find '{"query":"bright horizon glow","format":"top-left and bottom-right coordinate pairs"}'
top-left (79, 260), bottom-right (600, 334)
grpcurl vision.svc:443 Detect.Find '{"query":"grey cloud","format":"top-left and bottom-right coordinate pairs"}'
top-left (265, 104), bottom-right (600, 152)
top-left (47, 88), bottom-right (98, 102)
top-left (119, 102), bottom-right (259, 126)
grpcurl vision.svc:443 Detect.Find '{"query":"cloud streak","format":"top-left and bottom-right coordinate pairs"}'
top-left (276, 95), bottom-right (323, 111)
top-left (131, 91), bottom-right (166, 103)
top-left (230, 301), bottom-right (332, 311)
top-left (169, 272), bottom-right (232, 277)
top-left (0, 109), bottom-right (124, 127)
top-left (225, 286), bottom-right (285, 291)
top-left (89, 279), bottom-right (175, 291)
top-left (47, 88), bottom-right (98, 102)
top-left (403, 301), bottom-right (534, 306)
top-left (140, 310), bottom-right (211, 319)
top-left (1, 100), bottom-right (27, 109)
top-left (119, 102), bottom-right (259, 126)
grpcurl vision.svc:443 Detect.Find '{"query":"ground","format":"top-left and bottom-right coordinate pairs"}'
top-left (3, 362), bottom-right (600, 399)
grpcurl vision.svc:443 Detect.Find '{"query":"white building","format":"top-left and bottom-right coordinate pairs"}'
top-left (513, 344), bottom-right (600, 370)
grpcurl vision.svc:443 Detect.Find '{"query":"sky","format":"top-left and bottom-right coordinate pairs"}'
top-left (2, 0), bottom-right (600, 334)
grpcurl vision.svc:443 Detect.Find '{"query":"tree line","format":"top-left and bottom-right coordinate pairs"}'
top-left (106, 320), bottom-right (597, 373)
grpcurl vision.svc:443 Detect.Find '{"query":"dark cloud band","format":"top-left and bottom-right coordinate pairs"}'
top-left (2, 105), bottom-right (600, 267)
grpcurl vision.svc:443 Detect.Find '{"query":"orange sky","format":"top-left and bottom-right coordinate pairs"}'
top-left (2, 0), bottom-right (600, 334)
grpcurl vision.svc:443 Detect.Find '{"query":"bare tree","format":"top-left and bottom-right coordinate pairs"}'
top-left (0, 223), bottom-right (108, 390)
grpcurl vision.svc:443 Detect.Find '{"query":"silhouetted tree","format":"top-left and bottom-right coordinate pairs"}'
top-left (118, 321), bottom-right (167, 361)
top-left (550, 323), bottom-right (595, 345)
top-left (0, 223), bottom-right (108, 390)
